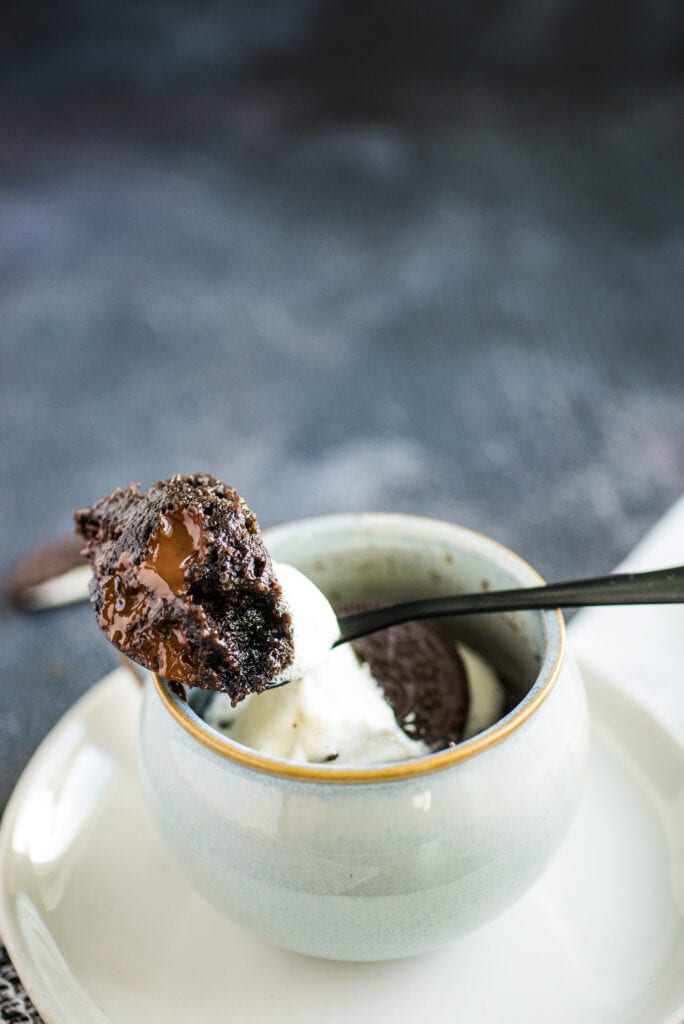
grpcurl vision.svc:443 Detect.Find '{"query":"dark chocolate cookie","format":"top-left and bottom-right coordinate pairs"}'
top-left (349, 613), bottom-right (470, 751)
top-left (74, 474), bottom-right (293, 703)
top-left (6, 535), bottom-right (86, 609)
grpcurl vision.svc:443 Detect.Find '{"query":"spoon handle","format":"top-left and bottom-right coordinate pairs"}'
top-left (334, 565), bottom-right (684, 645)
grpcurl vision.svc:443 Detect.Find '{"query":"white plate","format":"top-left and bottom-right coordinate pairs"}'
top-left (1, 662), bottom-right (684, 1024)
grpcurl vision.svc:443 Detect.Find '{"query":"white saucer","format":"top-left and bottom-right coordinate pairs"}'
top-left (1, 661), bottom-right (684, 1024)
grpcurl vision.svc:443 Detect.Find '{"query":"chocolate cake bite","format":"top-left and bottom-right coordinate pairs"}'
top-left (74, 474), bottom-right (294, 703)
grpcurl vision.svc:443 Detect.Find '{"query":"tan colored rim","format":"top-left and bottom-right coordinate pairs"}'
top-left (153, 515), bottom-right (565, 784)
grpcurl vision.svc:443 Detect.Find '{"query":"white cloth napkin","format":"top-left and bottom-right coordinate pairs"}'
top-left (570, 494), bottom-right (684, 735)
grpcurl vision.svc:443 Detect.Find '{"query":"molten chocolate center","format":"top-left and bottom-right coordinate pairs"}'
top-left (99, 508), bottom-right (205, 663)
top-left (138, 508), bottom-right (205, 598)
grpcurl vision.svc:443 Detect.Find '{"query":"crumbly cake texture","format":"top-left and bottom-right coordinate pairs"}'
top-left (350, 616), bottom-right (470, 750)
top-left (74, 474), bottom-right (294, 703)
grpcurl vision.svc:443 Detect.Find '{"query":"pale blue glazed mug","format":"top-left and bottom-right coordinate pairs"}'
top-left (139, 514), bottom-right (588, 961)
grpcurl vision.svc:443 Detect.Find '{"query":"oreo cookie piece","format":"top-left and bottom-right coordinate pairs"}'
top-left (348, 611), bottom-right (470, 750)
top-left (6, 536), bottom-right (89, 610)
top-left (74, 474), bottom-right (294, 704)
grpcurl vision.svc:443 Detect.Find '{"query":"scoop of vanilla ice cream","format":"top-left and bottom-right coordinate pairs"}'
top-left (206, 561), bottom-right (428, 763)
top-left (460, 644), bottom-right (507, 739)
top-left (272, 561), bottom-right (340, 683)
top-left (206, 642), bottom-right (430, 764)
top-left (204, 561), bottom-right (508, 765)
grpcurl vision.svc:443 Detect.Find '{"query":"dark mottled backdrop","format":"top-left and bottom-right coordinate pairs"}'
top-left (1, 0), bottom-right (683, 810)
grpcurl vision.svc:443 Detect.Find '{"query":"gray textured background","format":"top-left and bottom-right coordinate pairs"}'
top-left (1, 0), bottom-right (683, 813)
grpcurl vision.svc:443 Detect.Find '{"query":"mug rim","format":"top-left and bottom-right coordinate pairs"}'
top-left (152, 512), bottom-right (565, 784)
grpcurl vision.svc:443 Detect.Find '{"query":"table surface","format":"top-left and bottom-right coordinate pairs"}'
top-left (1, 13), bottom-right (683, 813)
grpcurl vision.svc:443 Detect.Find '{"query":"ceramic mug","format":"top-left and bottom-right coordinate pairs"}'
top-left (139, 514), bottom-right (589, 961)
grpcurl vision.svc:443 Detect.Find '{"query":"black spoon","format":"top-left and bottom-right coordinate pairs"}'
top-left (262, 564), bottom-right (684, 690)
top-left (333, 564), bottom-right (684, 646)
